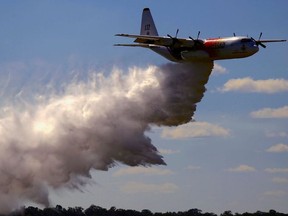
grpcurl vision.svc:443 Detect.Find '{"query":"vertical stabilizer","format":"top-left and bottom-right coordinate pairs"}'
top-left (140, 8), bottom-right (158, 36)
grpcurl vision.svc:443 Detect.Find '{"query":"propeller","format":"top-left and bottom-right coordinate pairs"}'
top-left (176, 29), bottom-right (179, 38)
top-left (167, 29), bottom-right (180, 47)
top-left (167, 29), bottom-right (179, 39)
top-left (189, 31), bottom-right (201, 45)
top-left (197, 31), bottom-right (200, 40)
top-left (251, 32), bottom-right (266, 48)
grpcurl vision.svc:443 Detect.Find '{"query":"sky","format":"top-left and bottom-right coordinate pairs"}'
top-left (0, 0), bottom-right (288, 214)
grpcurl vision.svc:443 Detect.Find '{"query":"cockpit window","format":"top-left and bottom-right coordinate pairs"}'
top-left (241, 38), bottom-right (253, 43)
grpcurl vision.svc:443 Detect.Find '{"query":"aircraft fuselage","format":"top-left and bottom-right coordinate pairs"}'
top-left (151, 36), bottom-right (259, 62)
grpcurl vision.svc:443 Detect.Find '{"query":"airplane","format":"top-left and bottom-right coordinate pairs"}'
top-left (115, 8), bottom-right (286, 62)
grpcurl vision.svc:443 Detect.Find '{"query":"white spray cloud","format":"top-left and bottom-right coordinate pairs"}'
top-left (0, 61), bottom-right (213, 213)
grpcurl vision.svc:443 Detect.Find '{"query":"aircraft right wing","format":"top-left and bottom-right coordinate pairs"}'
top-left (259, 39), bottom-right (287, 43)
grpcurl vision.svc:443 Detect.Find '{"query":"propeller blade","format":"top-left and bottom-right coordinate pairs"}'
top-left (258, 32), bottom-right (262, 41)
top-left (197, 31), bottom-right (200, 40)
top-left (251, 37), bottom-right (256, 43)
top-left (175, 29), bottom-right (179, 38)
top-left (251, 36), bottom-right (266, 48)
top-left (259, 43), bottom-right (266, 48)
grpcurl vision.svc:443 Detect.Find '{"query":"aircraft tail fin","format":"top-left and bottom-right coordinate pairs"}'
top-left (140, 8), bottom-right (158, 36)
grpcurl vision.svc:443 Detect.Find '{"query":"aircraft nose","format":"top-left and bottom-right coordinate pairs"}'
top-left (251, 44), bottom-right (259, 53)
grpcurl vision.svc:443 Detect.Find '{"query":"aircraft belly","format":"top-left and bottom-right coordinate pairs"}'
top-left (209, 49), bottom-right (254, 60)
top-left (150, 47), bottom-right (181, 62)
top-left (181, 50), bottom-right (210, 61)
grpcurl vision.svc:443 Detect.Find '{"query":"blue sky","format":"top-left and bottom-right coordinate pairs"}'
top-left (0, 0), bottom-right (287, 214)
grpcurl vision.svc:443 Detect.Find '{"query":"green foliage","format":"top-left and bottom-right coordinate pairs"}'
top-left (4, 206), bottom-right (288, 216)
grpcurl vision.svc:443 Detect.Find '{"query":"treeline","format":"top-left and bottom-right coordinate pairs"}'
top-left (3, 205), bottom-right (288, 216)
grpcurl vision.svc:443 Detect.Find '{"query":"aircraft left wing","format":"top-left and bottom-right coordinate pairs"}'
top-left (114, 43), bottom-right (161, 48)
top-left (115, 34), bottom-right (195, 47)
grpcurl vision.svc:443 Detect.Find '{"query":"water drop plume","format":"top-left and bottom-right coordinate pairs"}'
top-left (0, 61), bottom-right (213, 213)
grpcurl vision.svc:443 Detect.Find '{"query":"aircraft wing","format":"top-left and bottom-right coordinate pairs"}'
top-left (114, 43), bottom-right (161, 48)
top-left (259, 39), bottom-right (287, 43)
top-left (115, 33), bottom-right (195, 47)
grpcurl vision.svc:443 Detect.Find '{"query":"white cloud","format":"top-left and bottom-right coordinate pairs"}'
top-left (263, 190), bottom-right (287, 197)
top-left (120, 182), bottom-right (178, 194)
top-left (113, 167), bottom-right (174, 176)
top-left (212, 63), bottom-right (228, 75)
top-left (266, 131), bottom-right (288, 138)
top-left (266, 144), bottom-right (288, 153)
top-left (272, 177), bottom-right (288, 184)
top-left (219, 77), bottom-right (288, 93)
top-left (227, 165), bottom-right (256, 172)
top-left (265, 168), bottom-right (288, 173)
top-left (250, 106), bottom-right (288, 118)
top-left (158, 148), bottom-right (180, 155)
top-left (161, 122), bottom-right (229, 139)
top-left (186, 165), bottom-right (201, 171)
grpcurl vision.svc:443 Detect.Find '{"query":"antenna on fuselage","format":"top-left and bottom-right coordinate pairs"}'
top-left (233, 33), bottom-right (236, 37)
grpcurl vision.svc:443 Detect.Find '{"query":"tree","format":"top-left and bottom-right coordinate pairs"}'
top-left (84, 205), bottom-right (107, 216)
top-left (25, 206), bottom-right (43, 216)
top-left (269, 210), bottom-right (277, 216)
top-left (142, 209), bottom-right (153, 216)
top-left (221, 211), bottom-right (234, 216)
top-left (187, 208), bottom-right (202, 216)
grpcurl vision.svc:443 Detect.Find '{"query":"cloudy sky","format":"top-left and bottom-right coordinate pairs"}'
top-left (0, 0), bottom-right (287, 214)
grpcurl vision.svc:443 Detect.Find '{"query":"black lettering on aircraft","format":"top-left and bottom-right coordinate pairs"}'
top-left (145, 24), bottom-right (150, 31)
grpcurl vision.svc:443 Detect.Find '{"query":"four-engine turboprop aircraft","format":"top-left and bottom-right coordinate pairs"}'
top-left (115, 8), bottom-right (286, 62)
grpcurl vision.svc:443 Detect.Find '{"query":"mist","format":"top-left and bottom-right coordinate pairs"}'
top-left (0, 61), bottom-right (213, 213)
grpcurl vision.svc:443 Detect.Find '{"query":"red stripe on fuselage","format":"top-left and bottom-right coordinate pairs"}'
top-left (203, 39), bottom-right (226, 58)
